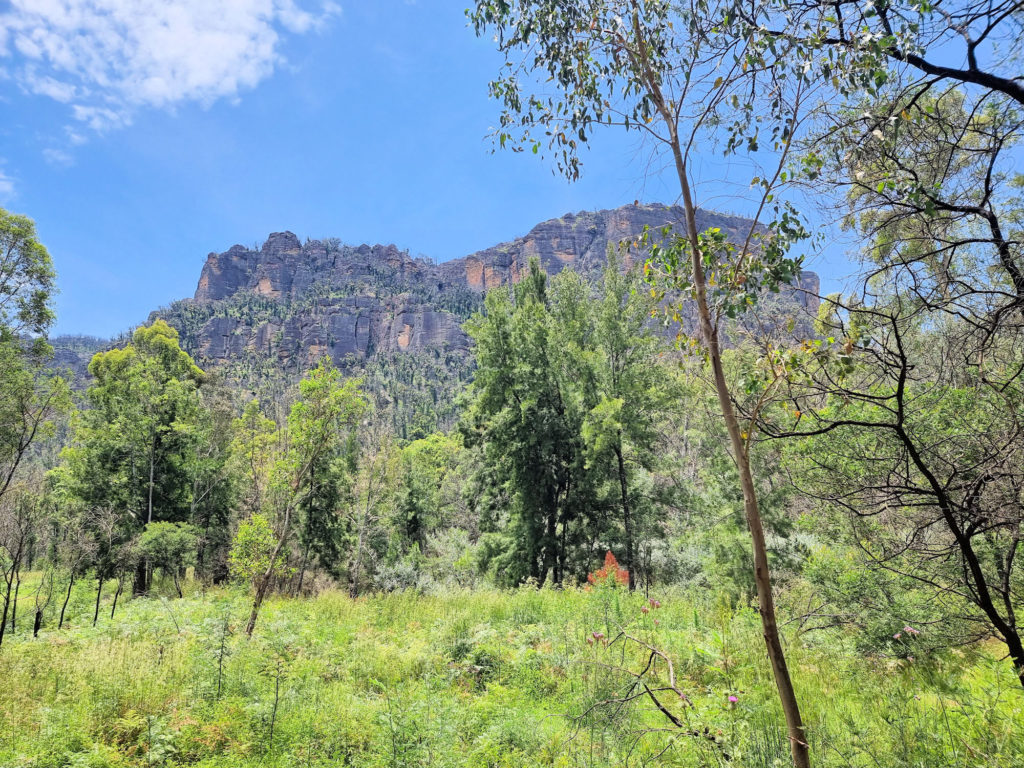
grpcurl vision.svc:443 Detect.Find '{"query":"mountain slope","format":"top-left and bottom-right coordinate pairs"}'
top-left (52, 203), bottom-right (820, 435)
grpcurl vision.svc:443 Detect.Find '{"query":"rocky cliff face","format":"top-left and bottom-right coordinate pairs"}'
top-left (180, 203), bottom-right (818, 374)
top-left (50, 202), bottom-right (820, 433)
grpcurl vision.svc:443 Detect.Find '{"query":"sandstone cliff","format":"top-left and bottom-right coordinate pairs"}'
top-left (180, 203), bottom-right (818, 374)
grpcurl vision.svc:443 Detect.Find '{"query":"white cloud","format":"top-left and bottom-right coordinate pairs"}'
top-left (0, 0), bottom-right (339, 135)
top-left (42, 147), bottom-right (75, 166)
top-left (0, 170), bottom-right (15, 202)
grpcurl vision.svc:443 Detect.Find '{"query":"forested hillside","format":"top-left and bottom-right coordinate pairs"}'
top-left (51, 203), bottom-right (819, 434)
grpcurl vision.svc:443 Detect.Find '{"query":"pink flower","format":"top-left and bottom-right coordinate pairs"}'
top-left (728, 695), bottom-right (739, 703)
top-left (893, 633), bottom-right (902, 639)
top-left (641, 605), bottom-right (650, 614)
top-left (649, 599), bottom-right (661, 609)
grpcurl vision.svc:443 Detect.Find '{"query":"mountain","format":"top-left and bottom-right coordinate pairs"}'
top-left (51, 203), bottom-right (820, 435)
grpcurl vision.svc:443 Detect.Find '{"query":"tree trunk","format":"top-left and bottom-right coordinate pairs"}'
top-left (245, 575), bottom-right (270, 637)
top-left (110, 575), bottom-right (124, 620)
top-left (33, 609), bottom-right (43, 638)
top-left (148, 447), bottom-right (156, 525)
top-left (673, 150), bottom-right (810, 767)
top-left (10, 568), bottom-right (20, 633)
top-left (246, 505), bottom-right (292, 638)
top-left (133, 559), bottom-right (148, 596)
top-left (92, 573), bottom-right (103, 626)
top-left (614, 440), bottom-right (635, 591)
top-left (58, 573), bottom-right (74, 630)
top-left (295, 542), bottom-right (310, 597)
top-left (639, 51), bottom-right (810, 760)
top-left (0, 573), bottom-right (12, 647)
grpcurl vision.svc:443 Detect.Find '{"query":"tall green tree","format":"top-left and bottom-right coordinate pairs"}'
top-left (242, 359), bottom-right (366, 635)
top-left (0, 209), bottom-right (67, 512)
top-left (289, 360), bottom-right (366, 591)
top-left (580, 254), bottom-right (665, 588)
top-left (463, 260), bottom-right (591, 586)
top-left (464, 258), bottom-right (671, 587)
top-left (57, 320), bottom-right (206, 592)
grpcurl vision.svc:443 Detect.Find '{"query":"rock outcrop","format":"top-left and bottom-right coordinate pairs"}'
top-left (52, 202), bottom-right (819, 394)
top-left (181, 203), bottom-right (819, 373)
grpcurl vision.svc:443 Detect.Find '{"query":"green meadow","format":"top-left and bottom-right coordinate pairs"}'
top-left (2, 579), bottom-right (1020, 768)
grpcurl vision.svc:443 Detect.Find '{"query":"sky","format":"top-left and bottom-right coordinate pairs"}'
top-left (0, 0), bottom-right (854, 338)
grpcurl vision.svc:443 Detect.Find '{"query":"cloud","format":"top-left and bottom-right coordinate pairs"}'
top-left (42, 148), bottom-right (75, 166)
top-left (0, 0), bottom-right (339, 135)
top-left (0, 170), bottom-right (15, 203)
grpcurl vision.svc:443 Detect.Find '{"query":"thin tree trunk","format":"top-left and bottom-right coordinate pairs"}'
top-left (58, 573), bottom-right (74, 630)
top-left (10, 567), bottom-right (20, 633)
top-left (631, 29), bottom-right (810, 762)
top-left (0, 572), bottom-right (12, 647)
top-left (92, 573), bottom-right (103, 626)
top-left (674, 152), bottom-right (810, 767)
top-left (614, 440), bottom-right (635, 591)
top-left (110, 575), bottom-right (123, 620)
top-left (33, 609), bottom-right (43, 638)
top-left (246, 505), bottom-right (292, 638)
top-left (245, 575), bottom-right (271, 637)
top-left (148, 447), bottom-right (155, 525)
top-left (133, 559), bottom-right (148, 596)
top-left (295, 543), bottom-right (310, 597)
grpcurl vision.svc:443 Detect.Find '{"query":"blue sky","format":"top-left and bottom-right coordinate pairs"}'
top-left (0, 0), bottom-right (852, 337)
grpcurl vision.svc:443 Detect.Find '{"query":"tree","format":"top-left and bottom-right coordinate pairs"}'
top-left (0, 208), bottom-right (55, 340)
top-left (139, 522), bottom-right (198, 598)
top-left (229, 399), bottom-right (280, 521)
top-left (0, 209), bottom-right (67, 520)
top-left (289, 361), bottom-right (365, 591)
top-left (229, 513), bottom-right (289, 632)
top-left (470, 3), bottom-right (813, 763)
top-left (464, 257), bottom-right (673, 587)
top-left (462, 260), bottom-right (593, 586)
top-left (58, 320), bottom-right (206, 593)
top-left (0, 486), bottom-right (39, 645)
top-left (241, 360), bottom-right (366, 635)
top-left (580, 254), bottom-right (665, 589)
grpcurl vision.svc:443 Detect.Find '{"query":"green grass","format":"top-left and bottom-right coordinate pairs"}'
top-left (1, 580), bottom-right (1022, 767)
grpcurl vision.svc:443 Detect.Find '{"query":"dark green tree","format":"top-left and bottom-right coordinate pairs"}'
top-left (57, 320), bottom-right (206, 592)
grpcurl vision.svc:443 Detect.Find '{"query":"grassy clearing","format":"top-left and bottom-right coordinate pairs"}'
top-left (0, 580), bottom-right (1021, 767)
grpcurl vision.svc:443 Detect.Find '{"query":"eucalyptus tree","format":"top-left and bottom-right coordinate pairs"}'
top-left (469, 3), bottom-right (816, 762)
top-left (57, 320), bottom-right (206, 593)
top-left (242, 359), bottom-right (367, 635)
top-left (0, 209), bottom-right (68, 513)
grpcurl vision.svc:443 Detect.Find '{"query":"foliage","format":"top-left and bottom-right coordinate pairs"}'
top-left (228, 514), bottom-right (288, 588)
top-left (0, 207), bottom-right (56, 340)
top-left (2, 582), bottom-right (1023, 767)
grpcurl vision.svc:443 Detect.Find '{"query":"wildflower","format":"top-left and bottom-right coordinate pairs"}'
top-left (641, 605), bottom-right (650, 614)
top-left (904, 626), bottom-right (920, 635)
top-left (893, 632), bottom-right (901, 640)
top-left (649, 599), bottom-right (661, 609)
top-left (728, 695), bottom-right (738, 703)
top-left (653, 619), bottom-right (660, 626)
